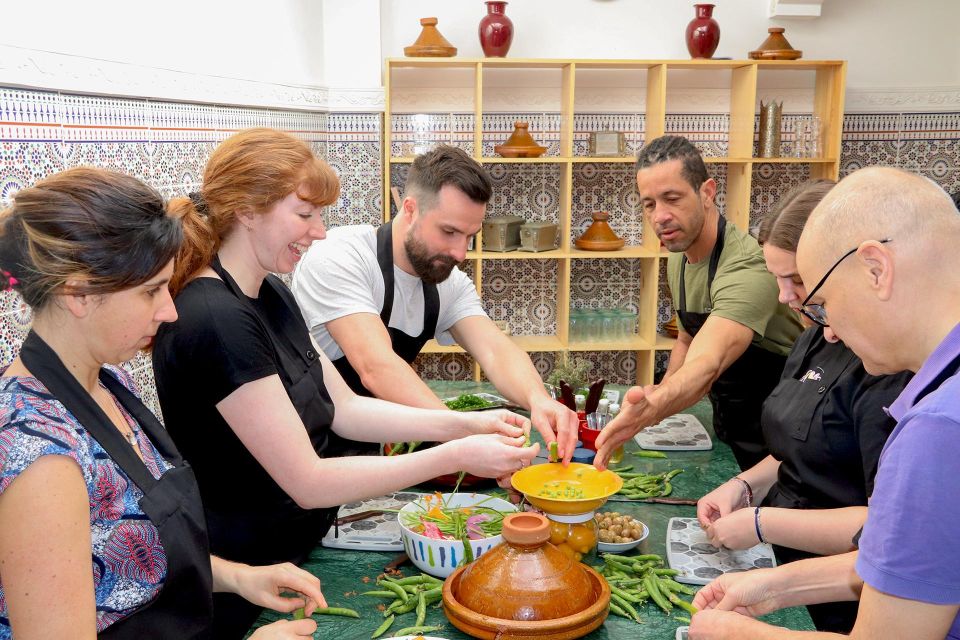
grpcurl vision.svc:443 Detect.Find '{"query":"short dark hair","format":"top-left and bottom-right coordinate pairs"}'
top-left (757, 179), bottom-right (836, 251)
top-left (952, 191), bottom-right (960, 213)
top-left (406, 145), bottom-right (492, 210)
top-left (635, 135), bottom-right (709, 192)
top-left (0, 167), bottom-right (182, 309)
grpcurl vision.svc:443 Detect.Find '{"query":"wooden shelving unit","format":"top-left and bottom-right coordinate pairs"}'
top-left (384, 58), bottom-right (846, 384)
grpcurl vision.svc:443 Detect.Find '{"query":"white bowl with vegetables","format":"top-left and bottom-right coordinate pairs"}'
top-left (399, 492), bottom-right (517, 578)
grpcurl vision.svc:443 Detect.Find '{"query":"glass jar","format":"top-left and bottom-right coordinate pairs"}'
top-left (600, 310), bottom-right (616, 342)
top-left (569, 310), bottom-right (583, 342)
top-left (546, 511), bottom-right (598, 561)
top-left (585, 309), bottom-right (602, 342)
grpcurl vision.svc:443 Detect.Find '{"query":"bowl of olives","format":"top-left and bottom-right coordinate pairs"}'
top-left (595, 511), bottom-right (649, 553)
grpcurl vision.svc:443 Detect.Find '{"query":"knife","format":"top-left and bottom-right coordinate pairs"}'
top-left (584, 378), bottom-right (606, 415)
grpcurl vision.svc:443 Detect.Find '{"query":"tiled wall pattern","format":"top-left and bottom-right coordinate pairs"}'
top-left (2, 86), bottom-right (959, 396)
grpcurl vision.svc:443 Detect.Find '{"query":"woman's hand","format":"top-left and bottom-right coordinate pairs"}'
top-left (697, 479), bottom-right (747, 529)
top-left (249, 619), bottom-right (318, 638)
top-left (689, 609), bottom-right (770, 640)
top-left (462, 409), bottom-right (530, 439)
top-left (692, 568), bottom-right (784, 618)
top-left (455, 433), bottom-right (540, 479)
top-left (704, 508), bottom-right (760, 550)
top-left (230, 562), bottom-right (326, 614)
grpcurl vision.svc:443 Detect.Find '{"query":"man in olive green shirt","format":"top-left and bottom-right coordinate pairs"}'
top-left (596, 136), bottom-right (802, 470)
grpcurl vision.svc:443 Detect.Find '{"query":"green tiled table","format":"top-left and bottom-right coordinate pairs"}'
top-left (248, 383), bottom-right (815, 638)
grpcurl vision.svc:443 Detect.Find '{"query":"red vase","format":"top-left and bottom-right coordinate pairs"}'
top-left (685, 4), bottom-right (720, 59)
top-left (479, 1), bottom-right (514, 57)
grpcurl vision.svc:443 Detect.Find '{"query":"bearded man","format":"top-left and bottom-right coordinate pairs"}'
top-left (293, 145), bottom-right (576, 458)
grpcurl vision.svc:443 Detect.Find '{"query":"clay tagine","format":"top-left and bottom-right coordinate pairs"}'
top-left (442, 512), bottom-right (610, 639)
top-left (749, 27), bottom-right (802, 60)
top-left (494, 121), bottom-right (547, 158)
top-left (575, 211), bottom-right (625, 251)
top-left (404, 17), bottom-right (458, 57)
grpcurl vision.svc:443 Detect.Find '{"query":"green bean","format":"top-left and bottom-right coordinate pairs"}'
top-left (379, 580), bottom-right (408, 604)
top-left (633, 450), bottom-right (668, 458)
top-left (393, 625), bottom-right (442, 637)
top-left (608, 602), bottom-right (632, 619)
top-left (371, 615), bottom-right (395, 639)
top-left (386, 597), bottom-right (419, 616)
top-left (610, 465), bottom-right (634, 472)
top-left (548, 441), bottom-right (559, 462)
top-left (665, 468), bottom-right (684, 480)
top-left (415, 590), bottom-right (427, 627)
top-left (653, 568), bottom-right (680, 577)
top-left (313, 607), bottom-right (361, 618)
top-left (644, 574), bottom-right (673, 613)
top-left (610, 584), bottom-right (644, 604)
top-left (668, 591), bottom-right (699, 616)
top-left (391, 575), bottom-right (434, 586)
top-left (662, 481), bottom-right (673, 497)
top-left (421, 586), bottom-right (443, 603)
top-left (610, 592), bottom-right (641, 622)
top-left (387, 442), bottom-right (405, 456)
top-left (361, 590), bottom-right (400, 598)
top-left (659, 578), bottom-right (696, 595)
top-left (675, 615), bottom-right (692, 624)
top-left (293, 607), bottom-right (306, 620)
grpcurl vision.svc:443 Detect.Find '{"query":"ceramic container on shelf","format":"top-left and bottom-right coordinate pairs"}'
top-left (685, 4), bottom-right (720, 59)
top-left (494, 121), bottom-right (547, 158)
top-left (404, 17), bottom-right (458, 57)
top-left (442, 512), bottom-right (610, 638)
top-left (749, 27), bottom-right (802, 60)
top-left (575, 211), bottom-right (625, 251)
top-left (479, 1), bottom-right (514, 57)
top-left (759, 100), bottom-right (783, 158)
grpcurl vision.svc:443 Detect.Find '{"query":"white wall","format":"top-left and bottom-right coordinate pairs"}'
top-left (380, 0), bottom-right (960, 90)
top-left (0, 0), bottom-right (957, 111)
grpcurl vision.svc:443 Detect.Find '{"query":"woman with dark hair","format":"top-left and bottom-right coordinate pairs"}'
top-left (695, 179), bottom-right (912, 633)
top-left (151, 128), bottom-right (538, 638)
top-left (0, 168), bottom-right (325, 639)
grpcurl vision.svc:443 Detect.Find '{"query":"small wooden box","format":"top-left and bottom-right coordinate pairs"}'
top-left (482, 215), bottom-right (525, 252)
top-left (519, 222), bottom-right (558, 252)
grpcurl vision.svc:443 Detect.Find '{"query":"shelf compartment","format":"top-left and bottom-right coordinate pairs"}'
top-left (568, 338), bottom-right (654, 351)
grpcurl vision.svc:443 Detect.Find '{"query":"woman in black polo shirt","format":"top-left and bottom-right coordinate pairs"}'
top-left (696, 179), bottom-right (912, 633)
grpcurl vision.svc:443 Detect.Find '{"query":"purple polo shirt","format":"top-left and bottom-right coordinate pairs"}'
top-left (857, 321), bottom-right (960, 638)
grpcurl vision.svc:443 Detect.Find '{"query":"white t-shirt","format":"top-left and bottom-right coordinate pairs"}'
top-left (292, 225), bottom-right (486, 361)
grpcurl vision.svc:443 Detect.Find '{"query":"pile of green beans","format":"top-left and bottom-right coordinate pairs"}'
top-left (597, 552), bottom-right (698, 623)
top-left (609, 466), bottom-right (684, 499)
top-left (359, 573), bottom-right (446, 638)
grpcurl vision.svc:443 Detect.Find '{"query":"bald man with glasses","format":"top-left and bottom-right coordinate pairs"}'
top-left (689, 167), bottom-right (960, 640)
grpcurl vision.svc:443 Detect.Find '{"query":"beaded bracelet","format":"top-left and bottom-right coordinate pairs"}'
top-left (732, 476), bottom-right (753, 508)
top-left (754, 506), bottom-right (767, 544)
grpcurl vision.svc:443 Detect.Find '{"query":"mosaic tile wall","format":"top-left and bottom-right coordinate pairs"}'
top-left (2, 86), bottom-right (959, 397)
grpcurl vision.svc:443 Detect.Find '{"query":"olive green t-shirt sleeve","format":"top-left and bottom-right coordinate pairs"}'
top-left (708, 254), bottom-right (783, 338)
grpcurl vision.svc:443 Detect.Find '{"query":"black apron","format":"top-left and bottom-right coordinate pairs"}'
top-left (676, 215), bottom-right (786, 471)
top-left (208, 256), bottom-right (339, 639)
top-left (329, 220), bottom-right (440, 455)
top-left (19, 331), bottom-right (213, 639)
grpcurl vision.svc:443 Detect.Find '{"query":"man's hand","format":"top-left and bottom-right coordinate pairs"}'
top-left (527, 394), bottom-right (578, 464)
top-left (692, 568), bottom-right (784, 617)
top-left (594, 384), bottom-right (659, 469)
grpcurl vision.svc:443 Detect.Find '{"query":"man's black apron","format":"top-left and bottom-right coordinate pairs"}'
top-left (676, 215), bottom-right (786, 470)
top-left (329, 220), bottom-right (440, 455)
top-left (20, 331), bottom-right (214, 639)
top-left (207, 256), bottom-right (338, 639)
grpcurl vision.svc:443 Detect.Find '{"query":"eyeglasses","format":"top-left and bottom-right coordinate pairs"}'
top-left (799, 239), bottom-right (892, 327)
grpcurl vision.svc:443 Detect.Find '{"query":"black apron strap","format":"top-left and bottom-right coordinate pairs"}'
top-left (376, 220), bottom-right (396, 325)
top-left (678, 214), bottom-right (726, 318)
top-left (375, 220), bottom-right (441, 342)
top-left (19, 332), bottom-right (157, 492)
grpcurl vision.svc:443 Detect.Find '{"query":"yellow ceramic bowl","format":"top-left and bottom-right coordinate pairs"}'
top-left (511, 462), bottom-right (623, 515)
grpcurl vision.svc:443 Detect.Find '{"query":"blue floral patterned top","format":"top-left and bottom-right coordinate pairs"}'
top-left (0, 367), bottom-right (172, 636)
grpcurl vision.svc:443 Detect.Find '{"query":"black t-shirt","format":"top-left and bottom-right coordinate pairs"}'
top-left (152, 276), bottom-right (316, 514)
top-left (761, 327), bottom-right (913, 509)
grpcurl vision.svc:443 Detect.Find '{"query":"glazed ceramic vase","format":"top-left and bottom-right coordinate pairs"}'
top-left (685, 4), bottom-right (720, 59)
top-left (479, 1), bottom-right (514, 57)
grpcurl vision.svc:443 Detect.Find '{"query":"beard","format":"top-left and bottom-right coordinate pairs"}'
top-left (404, 231), bottom-right (458, 284)
top-left (655, 201), bottom-right (706, 253)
